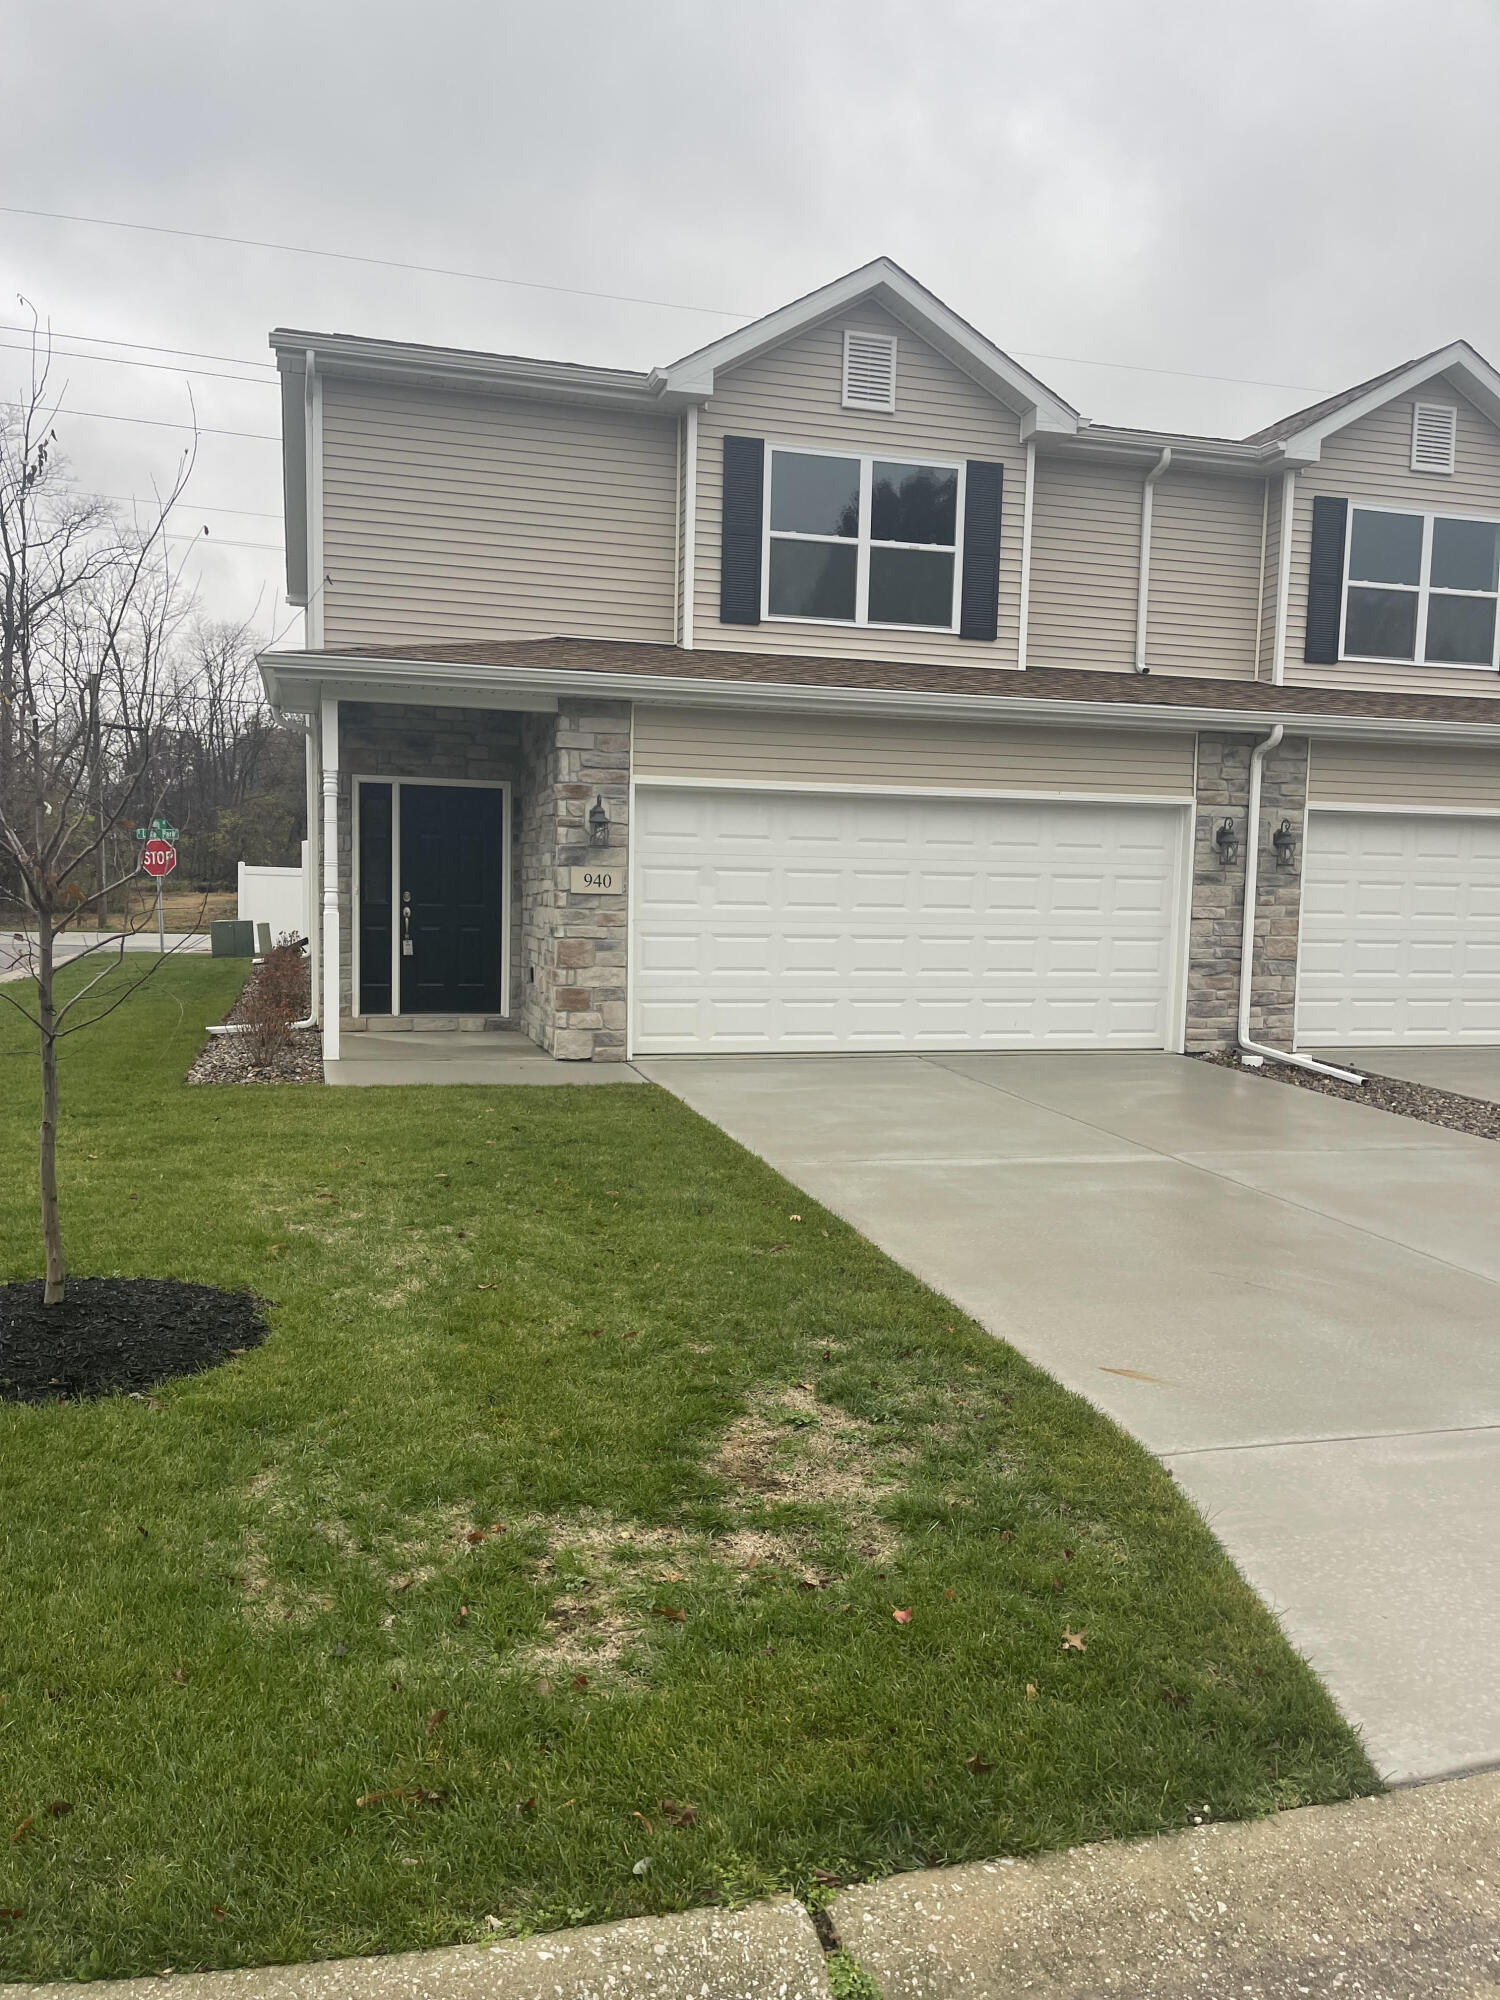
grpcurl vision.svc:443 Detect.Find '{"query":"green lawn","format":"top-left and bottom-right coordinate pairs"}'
top-left (0, 959), bottom-right (1377, 1980)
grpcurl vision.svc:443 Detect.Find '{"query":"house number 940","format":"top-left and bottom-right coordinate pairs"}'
top-left (569, 866), bottom-right (622, 894)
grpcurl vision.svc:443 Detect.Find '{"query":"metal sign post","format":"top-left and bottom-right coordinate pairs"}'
top-left (139, 821), bottom-right (179, 952)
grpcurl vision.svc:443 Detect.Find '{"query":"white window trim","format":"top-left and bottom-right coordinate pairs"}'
top-left (1338, 501), bottom-right (1500, 673)
top-left (1410, 402), bottom-right (1458, 475)
top-left (760, 442), bottom-right (967, 634)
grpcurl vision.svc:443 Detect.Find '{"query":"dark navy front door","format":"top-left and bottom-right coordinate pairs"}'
top-left (398, 785), bottom-right (505, 1014)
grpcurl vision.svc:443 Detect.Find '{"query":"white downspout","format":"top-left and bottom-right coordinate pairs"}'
top-left (1236, 723), bottom-right (1364, 1084)
top-left (320, 693), bottom-right (341, 1064)
top-left (1271, 467), bottom-right (1297, 686)
top-left (1134, 447), bottom-right (1172, 674)
top-left (303, 349), bottom-right (324, 648)
top-left (1016, 437), bottom-right (1036, 672)
top-left (680, 404), bottom-right (698, 650)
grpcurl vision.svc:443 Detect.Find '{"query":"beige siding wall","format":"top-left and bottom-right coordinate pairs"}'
top-left (690, 304), bottom-right (1027, 668)
top-left (632, 704), bottom-right (1196, 796)
top-left (1256, 475), bottom-right (1284, 679)
top-left (1285, 380), bottom-right (1500, 697)
top-left (1027, 456), bottom-right (1141, 672)
top-left (320, 376), bottom-right (678, 649)
top-left (1308, 739), bottom-right (1500, 811)
top-left (1145, 470), bottom-right (1265, 678)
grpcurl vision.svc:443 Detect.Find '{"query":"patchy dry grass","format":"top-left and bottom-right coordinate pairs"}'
top-left (0, 958), bottom-right (1378, 1980)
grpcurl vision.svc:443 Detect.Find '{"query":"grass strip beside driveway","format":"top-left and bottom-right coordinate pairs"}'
top-left (0, 960), bottom-right (1377, 1980)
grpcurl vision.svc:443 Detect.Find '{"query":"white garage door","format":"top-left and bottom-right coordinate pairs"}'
top-left (631, 787), bottom-right (1185, 1054)
top-left (1298, 811), bottom-right (1500, 1045)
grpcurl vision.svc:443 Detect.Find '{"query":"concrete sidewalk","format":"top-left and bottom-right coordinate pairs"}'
top-left (325, 1027), bottom-right (647, 1086)
top-left (10, 1773), bottom-right (1498, 1999)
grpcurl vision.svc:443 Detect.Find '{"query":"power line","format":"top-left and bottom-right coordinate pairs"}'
top-left (0, 336), bottom-right (276, 390)
top-left (165, 531), bottom-right (282, 552)
top-left (0, 321), bottom-right (276, 373)
top-left (96, 493), bottom-right (282, 520)
top-left (2, 400), bottom-right (278, 442)
top-left (0, 203), bottom-right (751, 320)
top-left (1010, 346), bottom-right (1319, 394)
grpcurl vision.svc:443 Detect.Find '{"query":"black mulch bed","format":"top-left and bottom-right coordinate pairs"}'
top-left (0, 1277), bottom-right (267, 1404)
top-left (1196, 1049), bottom-right (1500, 1142)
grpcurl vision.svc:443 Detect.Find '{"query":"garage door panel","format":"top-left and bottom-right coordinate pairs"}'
top-left (1299, 812), bottom-right (1500, 1046)
top-left (633, 789), bottom-right (1183, 1054)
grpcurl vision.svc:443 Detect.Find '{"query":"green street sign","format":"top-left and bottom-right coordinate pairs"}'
top-left (134, 817), bottom-right (178, 840)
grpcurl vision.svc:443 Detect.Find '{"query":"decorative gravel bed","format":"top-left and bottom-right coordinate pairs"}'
top-left (1196, 1048), bottom-right (1500, 1142)
top-left (185, 950), bottom-right (323, 1085)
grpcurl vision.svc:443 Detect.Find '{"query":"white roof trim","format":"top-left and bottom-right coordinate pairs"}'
top-left (651, 258), bottom-right (1079, 433)
top-left (258, 650), bottom-right (1500, 747)
top-left (1276, 341), bottom-right (1500, 462)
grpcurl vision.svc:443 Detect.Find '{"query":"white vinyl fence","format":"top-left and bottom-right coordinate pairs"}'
top-left (238, 846), bottom-right (307, 943)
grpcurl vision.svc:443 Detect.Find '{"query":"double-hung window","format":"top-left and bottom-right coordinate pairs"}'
top-left (764, 447), bottom-right (963, 629)
top-left (1343, 506), bottom-right (1500, 668)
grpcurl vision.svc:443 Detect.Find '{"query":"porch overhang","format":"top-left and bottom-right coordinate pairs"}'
top-left (260, 647), bottom-right (1500, 749)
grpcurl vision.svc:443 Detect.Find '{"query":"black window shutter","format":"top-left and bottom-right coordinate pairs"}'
top-left (959, 461), bottom-right (1004, 641)
top-left (719, 435), bottom-right (764, 626)
top-left (1304, 495), bottom-right (1348, 665)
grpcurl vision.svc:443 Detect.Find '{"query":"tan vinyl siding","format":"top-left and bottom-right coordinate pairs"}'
top-left (1285, 381), bottom-right (1500, 698)
top-left (1309, 740), bottom-right (1500, 811)
top-left (320, 376), bottom-right (677, 649)
top-left (632, 704), bottom-right (1195, 796)
top-left (691, 304), bottom-right (1027, 669)
top-left (1027, 456), bottom-right (1141, 672)
top-left (1145, 470), bottom-right (1265, 678)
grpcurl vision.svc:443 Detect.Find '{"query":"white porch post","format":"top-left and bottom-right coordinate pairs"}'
top-left (304, 712), bottom-right (321, 1025)
top-left (320, 694), bottom-right (341, 1063)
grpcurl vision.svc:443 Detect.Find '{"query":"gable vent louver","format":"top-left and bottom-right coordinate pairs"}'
top-left (1411, 402), bottom-right (1457, 473)
top-left (842, 329), bottom-right (897, 412)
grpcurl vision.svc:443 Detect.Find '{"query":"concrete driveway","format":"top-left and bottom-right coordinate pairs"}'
top-left (637, 1050), bottom-right (1500, 1786)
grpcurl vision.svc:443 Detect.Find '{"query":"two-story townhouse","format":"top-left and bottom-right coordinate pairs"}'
top-left (258, 259), bottom-right (1500, 1068)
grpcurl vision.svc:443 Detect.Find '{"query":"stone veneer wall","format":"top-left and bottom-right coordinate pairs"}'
top-left (519, 699), bottom-right (631, 1060)
top-left (334, 702), bottom-right (523, 1020)
top-left (1186, 731), bottom-right (1309, 1052)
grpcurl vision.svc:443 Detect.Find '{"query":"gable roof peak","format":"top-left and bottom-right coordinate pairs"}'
top-left (1248, 338), bottom-right (1500, 457)
top-left (652, 258), bottom-right (1078, 432)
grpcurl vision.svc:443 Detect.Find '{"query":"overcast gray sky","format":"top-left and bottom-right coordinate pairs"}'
top-left (6, 0), bottom-right (1499, 645)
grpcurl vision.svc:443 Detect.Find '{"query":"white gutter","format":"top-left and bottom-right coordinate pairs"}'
top-left (1270, 467), bottom-right (1297, 686)
top-left (1016, 438), bottom-right (1036, 672)
top-left (1133, 447), bottom-right (1172, 674)
top-left (1236, 723), bottom-right (1364, 1085)
top-left (681, 404), bottom-right (698, 650)
top-left (258, 653), bottom-right (1500, 748)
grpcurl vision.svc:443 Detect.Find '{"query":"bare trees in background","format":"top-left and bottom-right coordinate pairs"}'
top-left (0, 316), bottom-right (298, 1306)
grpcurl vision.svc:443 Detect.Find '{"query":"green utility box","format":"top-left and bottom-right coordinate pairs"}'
top-left (211, 919), bottom-right (255, 958)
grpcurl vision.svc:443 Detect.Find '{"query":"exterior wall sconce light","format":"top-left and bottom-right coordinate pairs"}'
top-left (1272, 818), bottom-right (1299, 869)
top-left (1214, 818), bottom-right (1240, 867)
top-left (588, 796), bottom-right (611, 847)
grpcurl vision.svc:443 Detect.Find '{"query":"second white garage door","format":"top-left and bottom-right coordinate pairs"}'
top-left (631, 787), bottom-right (1186, 1054)
top-left (1298, 810), bottom-right (1500, 1045)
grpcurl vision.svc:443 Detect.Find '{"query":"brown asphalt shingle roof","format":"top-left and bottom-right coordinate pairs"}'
top-left (1241, 347), bottom-right (1451, 445)
top-left (324, 636), bottom-right (1500, 726)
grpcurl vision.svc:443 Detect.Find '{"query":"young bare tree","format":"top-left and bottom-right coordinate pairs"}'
top-left (0, 318), bottom-right (200, 1305)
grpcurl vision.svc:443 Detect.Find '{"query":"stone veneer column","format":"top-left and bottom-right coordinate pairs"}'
top-left (519, 698), bottom-right (630, 1060)
top-left (1185, 731), bottom-right (1309, 1053)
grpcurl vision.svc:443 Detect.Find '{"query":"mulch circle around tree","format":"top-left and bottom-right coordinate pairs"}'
top-left (0, 1277), bottom-right (267, 1405)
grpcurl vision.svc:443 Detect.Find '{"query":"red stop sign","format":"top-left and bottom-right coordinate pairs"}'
top-left (141, 839), bottom-right (177, 878)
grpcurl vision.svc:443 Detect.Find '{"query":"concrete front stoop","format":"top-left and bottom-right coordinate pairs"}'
top-left (10, 1773), bottom-right (1500, 2000)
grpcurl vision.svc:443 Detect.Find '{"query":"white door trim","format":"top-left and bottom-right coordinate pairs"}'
top-left (352, 774), bottom-right (512, 1020)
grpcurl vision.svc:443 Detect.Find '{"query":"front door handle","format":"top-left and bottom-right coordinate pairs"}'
top-left (401, 899), bottom-right (414, 956)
